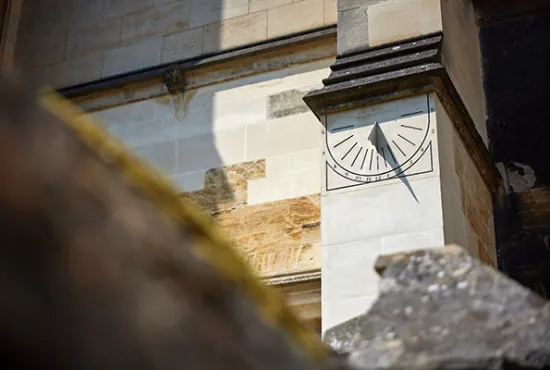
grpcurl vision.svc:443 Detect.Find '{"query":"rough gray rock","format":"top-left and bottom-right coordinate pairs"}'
top-left (324, 245), bottom-right (550, 370)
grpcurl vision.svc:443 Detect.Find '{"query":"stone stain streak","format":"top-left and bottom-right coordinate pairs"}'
top-left (267, 87), bottom-right (316, 119)
top-left (454, 134), bottom-right (496, 267)
top-left (181, 160), bottom-right (321, 277)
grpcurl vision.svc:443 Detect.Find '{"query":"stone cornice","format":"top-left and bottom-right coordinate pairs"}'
top-left (262, 271), bottom-right (321, 287)
top-left (58, 25), bottom-right (336, 100)
top-left (303, 32), bottom-right (502, 194)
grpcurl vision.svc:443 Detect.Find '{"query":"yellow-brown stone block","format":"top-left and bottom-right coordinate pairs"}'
top-left (216, 195), bottom-right (321, 277)
top-left (454, 135), bottom-right (496, 267)
top-left (180, 160), bottom-right (321, 278)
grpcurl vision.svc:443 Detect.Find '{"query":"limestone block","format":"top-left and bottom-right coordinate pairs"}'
top-left (324, 0), bottom-right (337, 25)
top-left (103, 0), bottom-right (153, 19)
top-left (153, 93), bottom-right (214, 140)
top-left (266, 87), bottom-right (315, 120)
top-left (154, 0), bottom-right (179, 6)
top-left (19, 0), bottom-right (103, 33)
top-left (381, 229), bottom-right (445, 255)
top-left (134, 140), bottom-right (177, 174)
top-left (182, 160), bottom-right (266, 213)
top-left (435, 98), bottom-right (495, 266)
top-left (257, 42), bottom-right (335, 73)
top-left (103, 38), bottom-right (162, 77)
top-left (213, 91), bottom-right (267, 131)
top-left (245, 123), bottom-right (269, 162)
top-left (213, 194), bottom-right (322, 277)
top-left (326, 246), bottom-right (550, 370)
top-left (321, 176), bottom-right (444, 247)
top-left (337, 6), bottom-right (368, 55)
top-left (265, 149), bottom-right (321, 179)
top-left (323, 239), bottom-right (383, 301)
top-left (441, 0), bottom-right (487, 144)
top-left (367, 0), bottom-right (442, 47)
top-left (441, 181), bottom-right (470, 248)
top-left (322, 295), bottom-right (377, 334)
top-left (16, 29), bottom-right (68, 68)
top-left (203, 12), bottom-right (267, 53)
top-left (337, 0), bottom-right (365, 11)
top-left (245, 113), bottom-right (322, 161)
top-left (266, 113), bottom-right (322, 157)
top-left (454, 134), bottom-right (496, 266)
top-left (189, 0), bottom-right (249, 28)
top-left (48, 54), bottom-right (104, 88)
top-left (267, 0), bottom-right (324, 39)
top-left (67, 19), bottom-right (122, 59)
top-left (176, 128), bottom-right (246, 173)
top-left (93, 99), bottom-right (157, 127)
top-left (172, 170), bottom-right (207, 192)
top-left (249, 0), bottom-right (293, 14)
top-left (162, 27), bottom-right (203, 63)
top-left (247, 170), bottom-right (320, 205)
top-left (120, 1), bottom-right (191, 45)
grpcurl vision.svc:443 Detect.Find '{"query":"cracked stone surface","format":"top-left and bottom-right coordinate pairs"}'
top-left (324, 245), bottom-right (550, 370)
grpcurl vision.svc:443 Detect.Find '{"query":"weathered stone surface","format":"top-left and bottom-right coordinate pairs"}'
top-left (66, 18), bottom-right (122, 59)
top-left (267, 88), bottom-right (315, 120)
top-left (180, 160), bottom-right (321, 278)
top-left (267, 0), bottom-right (324, 39)
top-left (102, 38), bottom-right (162, 78)
top-left (453, 134), bottom-right (496, 266)
top-left (203, 12), bottom-right (268, 54)
top-left (325, 245), bottom-right (550, 370)
top-left (120, 1), bottom-right (191, 45)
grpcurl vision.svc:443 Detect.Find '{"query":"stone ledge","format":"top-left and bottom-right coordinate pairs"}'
top-left (264, 271), bottom-right (322, 286)
top-left (58, 25), bottom-right (336, 100)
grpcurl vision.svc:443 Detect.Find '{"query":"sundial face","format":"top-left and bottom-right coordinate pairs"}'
top-left (325, 94), bottom-right (435, 188)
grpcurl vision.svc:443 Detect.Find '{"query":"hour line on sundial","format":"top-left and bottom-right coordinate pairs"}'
top-left (400, 110), bottom-right (424, 117)
top-left (332, 125), bottom-right (355, 132)
top-left (381, 146), bottom-right (387, 167)
top-left (341, 142), bottom-right (358, 160)
top-left (369, 150), bottom-right (374, 170)
top-left (401, 124), bottom-right (422, 131)
top-left (387, 145), bottom-right (397, 163)
top-left (398, 133), bottom-right (416, 146)
top-left (361, 149), bottom-right (369, 170)
top-left (392, 140), bottom-right (406, 156)
top-left (334, 134), bottom-right (354, 148)
top-left (351, 147), bottom-right (363, 167)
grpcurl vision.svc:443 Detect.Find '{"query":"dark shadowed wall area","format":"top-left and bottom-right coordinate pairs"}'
top-left (475, 0), bottom-right (550, 296)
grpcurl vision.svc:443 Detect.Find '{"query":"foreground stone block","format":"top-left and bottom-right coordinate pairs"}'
top-left (0, 74), bottom-right (331, 370)
top-left (325, 245), bottom-right (550, 370)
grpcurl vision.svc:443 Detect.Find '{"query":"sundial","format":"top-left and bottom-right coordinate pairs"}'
top-left (324, 94), bottom-right (436, 191)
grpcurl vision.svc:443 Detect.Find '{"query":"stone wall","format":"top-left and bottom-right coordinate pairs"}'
top-left (90, 58), bottom-right (332, 280)
top-left (335, 0), bottom-right (487, 144)
top-left (15, 0), bottom-right (336, 88)
top-left (436, 98), bottom-right (497, 267)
